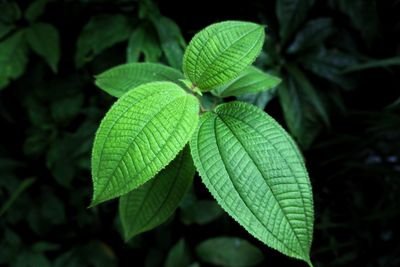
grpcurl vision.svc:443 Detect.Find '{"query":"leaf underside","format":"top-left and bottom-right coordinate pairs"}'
top-left (190, 101), bottom-right (314, 263)
top-left (119, 146), bottom-right (195, 240)
top-left (91, 81), bottom-right (199, 205)
top-left (95, 62), bottom-right (183, 98)
top-left (183, 21), bottom-right (265, 91)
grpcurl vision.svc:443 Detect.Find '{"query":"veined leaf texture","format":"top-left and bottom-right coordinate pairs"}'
top-left (95, 63), bottom-right (183, 98)
top-left (119, 146), bottom-right (195, 240)
top-left (91, 82), bottom-right (199, 205)
top-left (183, 21), bottom-right (265, 91)
top-left (190, 101), bottom-right (314, 264)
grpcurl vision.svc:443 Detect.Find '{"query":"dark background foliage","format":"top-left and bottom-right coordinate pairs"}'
top-left (1, 0), bottom-right (399, 266)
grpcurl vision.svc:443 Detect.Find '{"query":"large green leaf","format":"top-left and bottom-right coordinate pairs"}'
top-left (126, 24), bottom-right (161, 63)
top-left (196, 237), bottom-right (264, 267)
top-left (119, 146), bottom-right (195, 240)
top-left (26, 23), bottom-right (60, 72)
top-left (190, 101), bottom-right (314, 264)
top-left (183, 21), bottom-right (265, 91)
top-left (212, 66), bottom-right (281, 97)
top-left (91, 82), bottom-right (199, 205)
top-left (151, 16), bottom-right (185, 69)
top-left (75, 15), bottom-right (132, 68)
top-left (95, 63), bottom-right (184, 98)
top-left (0, 31), bottom-right (28, 90)
top-left (276, 0), bottom-right (315, 43)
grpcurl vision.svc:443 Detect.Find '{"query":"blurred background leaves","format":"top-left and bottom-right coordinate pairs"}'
top-left (0, 0), bottom-right (399, 266)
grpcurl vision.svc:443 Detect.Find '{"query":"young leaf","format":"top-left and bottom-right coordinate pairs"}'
top-left (276, 0), bottom-right (315, 43)
top-left (164, 239), bottom-right (192, 267)
top-left (190, 102), bottom-right (314, 264)
top-left (91, 82), bottom-right (199, 205)
top-left (287, 18), bottom-right (334, 54)
top-left (151, 16), bottom-right (185, 69)
top-left (25, 0), bottom-right (47, 22)
top-left (119, 147), bottom-right (195, 240)
top-left (196, 237), bottom-right (264, 267)
top-left (95, 63), bottom-right (184, 98)
top-left (212, 66), bottom-right (281, 98)
top-left (183, 21), bottom-right (265, 91)
top-left (0, 31), bottom-right (28, 90)
top-left (26, 23), bottom-right (60, 72)
top-left (127, 24), bottom-right (161, 63)
top-left (75, 15), bottom-right (132, 68)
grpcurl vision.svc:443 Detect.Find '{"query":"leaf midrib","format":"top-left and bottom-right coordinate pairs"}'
top-left (219, 108), bottom-right (312, 252)
top-left (210, 115), bottom-right (304, 258)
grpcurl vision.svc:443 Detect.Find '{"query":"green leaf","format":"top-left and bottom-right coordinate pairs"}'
top-left (329, 0), bottom-right (378, 44)
top-left (276, 0), bottom-right (315, 43)
top-left (212, 66), bottom-right (281, 97)
top-left (278, 78), bottom-right (321, 149)
top-left (190, 101), bottom-right (314, 264)
top-left (343, 57), bottom-right (400, 73)
top-left (286, 65), bottom-right (330, 128)
top-left (127, 24), bottom-right (161, 63)
top-left (0, 2), bottom-right (21, 24)
top-left (26, 23), bottom-right (60, 72)
top-left (287, 18), bottom-right (334, 54)
top-left (183, 21), bottom-right (265, 91)
top-left (95, 63), bottom-right (184, 98)
top-left (91, 82), bottom-right (199, 205)
top-left (0, 31), bottom-right (28, 90)
top-left (75, 15), bottom-right (132, 68)
top-left (180, 200), bottom-right (223, 225)
top-left (151, 16), bottom-right (186, 69)
top-left (196, 237), bottom-right (264, 267)
top-left (301, 48), bottom-right (357, 90)
top-left (119, 146), bottom-right (195, 240)
top-left (164, 239), bottom-right (192, 267)
top-left (0, 23), bottom-right (15, 39)
top-left (237, 89), bottom-right (276, 110)
top-left (25, 0), bottom-right (47, 22)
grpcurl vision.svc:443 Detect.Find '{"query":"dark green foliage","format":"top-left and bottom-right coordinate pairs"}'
top-left (0, 0), bottom-right (399, 266)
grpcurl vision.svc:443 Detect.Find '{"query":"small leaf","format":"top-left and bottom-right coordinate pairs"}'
top-left (183, 21), bottom-right (265, 91)
top-left (127, 24), bottom-right (161, 63)
top-left (75, 15), bottom-right (132, 68)
top-left (95, 63), bottom-right (184, 98)
top-left (212, 66), bottom-right (281, 98)
top-left (25, 0), bottom-right (47, 22)
top-left (0, 2), bottom-right (21, 24)
top-left (151, 16), bottom-right (186, 69)
top-left (164, 238), bottom-right (192, 267)
top-left (0, 31), bottom-right (28, 90)
top-left (276, 0), bottom-right (315, 43)
top-left (26, 23), bottom-right (60, 72)
top-left (190, 101), bottom-right (314, 264)
top-left (119, 147), bottom-right (195, 240)
top-left (91, 82), bottom-right (199, 205)
top-left (196, 237), bottom-right (264, 267)
top-left (287, 18), bottom-right (334, 54)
